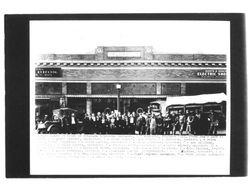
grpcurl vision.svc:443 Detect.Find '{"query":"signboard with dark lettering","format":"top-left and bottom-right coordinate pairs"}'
top-left (196, 69), bottom-right (226, 78)
top-left (35, 68), bottom-right (62, 77)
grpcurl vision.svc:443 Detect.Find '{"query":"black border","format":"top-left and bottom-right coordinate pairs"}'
top-left (5, 14), bottom-right (247, 178)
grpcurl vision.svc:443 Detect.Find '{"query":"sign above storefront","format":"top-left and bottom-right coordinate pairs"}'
top-left (107, 52), bottom-right (141, 58)
top-left (95, 46), bottom-right (154, 60)
top-left (35, 68), bottom-right (62, 77)
top-left (196, 69), bottom-right (226, 78)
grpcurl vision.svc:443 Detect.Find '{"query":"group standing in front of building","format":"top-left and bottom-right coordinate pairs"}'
top-left (36, 109), bottom-right (224, 135)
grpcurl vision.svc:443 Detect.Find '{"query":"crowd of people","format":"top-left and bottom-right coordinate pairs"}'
top-left (36, 109), bottom-right (225, 135)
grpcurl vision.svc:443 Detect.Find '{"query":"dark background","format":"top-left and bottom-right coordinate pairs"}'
top-left (5, 14), bottom-right (247, 177)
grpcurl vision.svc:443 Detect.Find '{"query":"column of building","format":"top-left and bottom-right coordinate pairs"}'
top-left (156, 82), bottom-right (161, 95)
top-left (61, 82), bottom-right (67, 107)
top-left (86, 82), bottom-right (92, 114)
top-left (180, 83), bottom-right (186, 95)
top-left (181, 83), bottom-right (187, 113)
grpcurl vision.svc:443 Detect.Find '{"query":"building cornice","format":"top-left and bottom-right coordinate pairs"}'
top-left (35, 61), bottom-right (226, 68)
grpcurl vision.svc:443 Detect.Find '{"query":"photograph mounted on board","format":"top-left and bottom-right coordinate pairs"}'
top-left (29, 19), bottom-right (231, 176)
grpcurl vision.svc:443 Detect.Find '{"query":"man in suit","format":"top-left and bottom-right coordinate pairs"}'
top-left (149, 114), bottom-right (157, 135)
top-left (207, 110), bottom-right (219, 135)
top-left (179, 111), bottom-right (186, 135)
top-left (156, 113), bottom-right (164, 135)
top-left (186, 111), bottom-right (194, 134)
top-left (163, 111), bottom-right (173, 135)
top-left (136, 113), bottom-right (146, 135)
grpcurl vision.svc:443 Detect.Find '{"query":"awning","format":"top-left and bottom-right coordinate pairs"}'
top-left (163, 93), bottom-right (227, 107)
top-left (36, 94), bottom-right (167, 99)
top-left (66, 95), bottom-right (167, 99)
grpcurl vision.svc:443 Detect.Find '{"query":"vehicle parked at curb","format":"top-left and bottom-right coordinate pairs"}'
top-left (37, 107), bottom-right (81, 134)
top-left (150, 93), bottom-right (226, 115)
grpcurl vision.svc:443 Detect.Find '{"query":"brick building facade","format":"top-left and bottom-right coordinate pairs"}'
top-left (35, 46), bottom-right (226, 116)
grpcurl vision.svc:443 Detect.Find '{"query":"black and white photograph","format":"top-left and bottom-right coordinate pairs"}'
top-left (32, 21), bottom-right (228, 136)
top-left (28, 19), bottom-right (232, 175)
